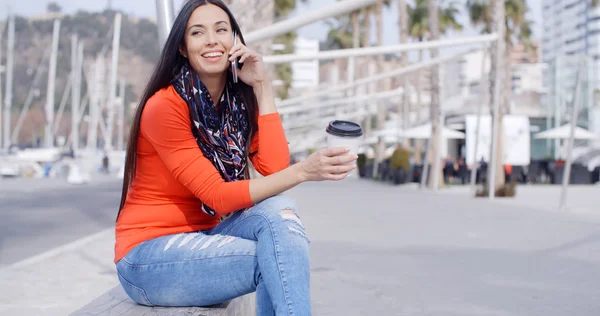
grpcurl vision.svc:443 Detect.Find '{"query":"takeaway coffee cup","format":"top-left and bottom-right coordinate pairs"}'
top-left (326, 120), bottom-right (363, 157)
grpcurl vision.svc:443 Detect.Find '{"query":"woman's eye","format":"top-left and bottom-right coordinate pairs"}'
top-left (191, 30), bottom-right (202, 35)
top-left (217, 28), bottom-right (227, 32)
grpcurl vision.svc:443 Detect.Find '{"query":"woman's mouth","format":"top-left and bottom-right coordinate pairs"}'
top-left (201, 51), bottom-right (224, 63)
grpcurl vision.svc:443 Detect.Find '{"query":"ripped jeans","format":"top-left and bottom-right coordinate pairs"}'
top-left (115, 196), bottom-right (311, 316)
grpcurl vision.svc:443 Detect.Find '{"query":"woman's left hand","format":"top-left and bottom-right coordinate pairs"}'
top-left (228, 42), bottom-right (268, 88)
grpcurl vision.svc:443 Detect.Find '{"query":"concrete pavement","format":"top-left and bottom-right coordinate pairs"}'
top-left (0, 175), bottom-right (121, 267)
top-left (1, 177), bottom-right (600, 315)
top-left (298, 180), bottom-right (600, 315)
top-left (0, 229), bottom-right (116, 316)
top-left (437, 183), bottom-right (600, 215)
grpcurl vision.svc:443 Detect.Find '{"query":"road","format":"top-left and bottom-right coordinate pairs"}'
top-left (292, 180), bottom-right (600, 315)
top-left (0, 176), bottom-right (121, 267)
top-left (1, 177), bottom-right (600, 315)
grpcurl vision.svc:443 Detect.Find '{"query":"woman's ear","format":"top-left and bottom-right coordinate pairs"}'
top-left (179, 45), bottom-right (187, 58)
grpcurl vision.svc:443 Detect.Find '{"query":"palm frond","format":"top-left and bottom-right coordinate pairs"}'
top-left (466, 0), bottom-right (533, 51)
top-left (407, 0), bottom-right (462, 40)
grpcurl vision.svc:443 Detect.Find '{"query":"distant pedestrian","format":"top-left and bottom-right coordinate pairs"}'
top-left (456, 157), bottom-right (468, 184)
top-left (102, 155), bottom-right (109, 174)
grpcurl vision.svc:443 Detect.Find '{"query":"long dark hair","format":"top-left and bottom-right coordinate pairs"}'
top-left (117, 0), bottom-right (257, 219)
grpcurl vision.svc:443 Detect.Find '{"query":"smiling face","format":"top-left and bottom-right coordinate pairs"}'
top-left (180, 4), bottom-right (234, 79)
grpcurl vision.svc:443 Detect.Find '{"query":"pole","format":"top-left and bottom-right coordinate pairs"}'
top-left (87, 56), bottom-right (102, 151)
top-left (432, 113), bottom-right (445, 190)
top-left (559, 61), bottom-right (584, 210)
top-left (52, 73), bottom-right (73, 132)
top-left (52, 74), bottom-right (72, 135)
top-left (470, 46), bottom-right (488, 193)
top-left (0, 18), bottom-right (5, 150)
top-left (586, 56), bottom-right (593, 133)
top-left (70, 35), bottom-right (78, 151)
top-left (44, 19), bottom-right (60, 148)
top-left (11, 53), bottom-right (48, 145)
top-left (546, 59), bottom-right (555, 158)
top-left (155, 0), bottom-right (175, 47)
top-left (3, 15), bottom-right (14, 150)
top-left (117, 79), bottom-right (125, 150)
top-left (420, 138), bottom-right (430, 188)
top-left (72, 40), bottom-right (83, 153)
top-left (106, 13), bottom-right (122, 151)
top-left (554, 56), bottom-right (561, 158)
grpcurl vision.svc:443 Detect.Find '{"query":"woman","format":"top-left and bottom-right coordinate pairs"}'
top-left (115, 1), bottom-right (357, 315)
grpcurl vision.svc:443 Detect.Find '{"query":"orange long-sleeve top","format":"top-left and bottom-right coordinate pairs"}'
top-left (114, 85), bottom-right (290, 263)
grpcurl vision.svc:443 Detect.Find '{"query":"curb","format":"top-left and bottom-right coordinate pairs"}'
top-left (6, 228), bottom-right (113, 270)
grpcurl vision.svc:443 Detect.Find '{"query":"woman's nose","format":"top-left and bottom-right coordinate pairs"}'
top-left (205, 31), bottom-right (218, 46)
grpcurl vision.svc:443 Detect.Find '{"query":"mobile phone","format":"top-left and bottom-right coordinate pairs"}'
top-left (232, 31), bottom-right (239, 83)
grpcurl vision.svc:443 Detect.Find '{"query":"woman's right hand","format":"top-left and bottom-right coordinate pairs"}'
top-left (296, 147), bottom-right (358, 182)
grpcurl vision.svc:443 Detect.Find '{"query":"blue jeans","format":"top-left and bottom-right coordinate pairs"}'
top-left (116, 196), bottom-right (311, 316)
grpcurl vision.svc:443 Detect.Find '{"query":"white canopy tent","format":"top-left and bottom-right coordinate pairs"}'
top-left (358, 144), bottom-right (402, 159)
top-left (401, 123), bottom-right (465, 139)
top-left (370, 122), bottom-right (465, 140)
top-left (358, 146), bottom-right (375, 158)
top-left (363, 135), bottom-right (403, 146)
top-left (534, 124), bottom-right (598, 140)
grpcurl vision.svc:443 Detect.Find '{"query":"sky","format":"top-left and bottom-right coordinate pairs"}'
top-left (2, 0), bottom-right (543, 45)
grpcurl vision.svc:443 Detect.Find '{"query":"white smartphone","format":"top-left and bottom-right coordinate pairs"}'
top-left (232, 31), bottom-right (238, 83)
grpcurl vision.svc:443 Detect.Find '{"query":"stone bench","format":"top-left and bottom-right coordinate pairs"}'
top-left (70, 285), bottom-right (256, 316)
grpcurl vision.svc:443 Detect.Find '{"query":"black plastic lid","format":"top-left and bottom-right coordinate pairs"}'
top-left (326, 120), bottom-right (363, 137)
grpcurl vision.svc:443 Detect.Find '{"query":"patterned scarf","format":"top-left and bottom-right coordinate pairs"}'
top-left (172, 63), bottom-right (250, 217)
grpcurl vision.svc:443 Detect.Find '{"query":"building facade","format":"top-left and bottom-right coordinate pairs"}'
top-left (542, 0), bottom-right (598, 145)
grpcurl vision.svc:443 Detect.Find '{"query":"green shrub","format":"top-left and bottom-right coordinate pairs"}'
top-left (357, 153), bottom-right (367, 168)
top-left (390, 146), bottom-right (410, 171)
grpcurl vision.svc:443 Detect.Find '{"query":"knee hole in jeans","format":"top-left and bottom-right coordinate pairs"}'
top-left (279, 209), bottom-right (309, 243)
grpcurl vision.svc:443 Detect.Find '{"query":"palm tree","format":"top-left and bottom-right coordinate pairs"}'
top-left (398, 0), bottom-right (409, 148)
top-left (375, 0), bottom-right (386, 130)
top-left (324, 15), bottom-right (354, 50)
top-left (349, 10), bottom-right (360, 118)
top-left (351, 11), bottom-right (360, 51)
top-left (323, 5), bottom-right (366, 138)
top-left (407, 0), bottom-right (462, 165)
top-left (467, 0), bottom-right (532, 188)
top-left (359, 0), bottom-right (390, 137)
top-left (427, 0), bottom-right (442, 188)
top-left (374, 0), bottom-right (390, 170)
top-left (361, 6), bottom-right (373, 135)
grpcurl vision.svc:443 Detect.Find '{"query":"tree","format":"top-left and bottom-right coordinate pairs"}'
top-left (407, 0), bottom-right (462, 164)
top-left (324, 15), bottom-right (354, 50)
top-left (370, 0), bottom-right (393, 175)
top-left (427, 0), bottom-right (442, 188)
top-left (323, 1), bottom-right (365, 125)
top-left (323, 1), bottom-right (388, 140)
top-left (47, 2), bottom-right (62, 13)
top-left (467, 0), bottom-right (532, 188)
top-left (398, 0), bottom-right (409, 149)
